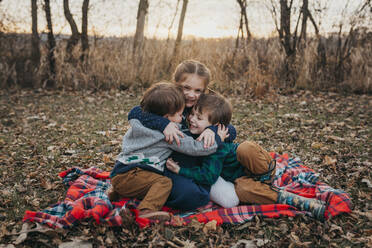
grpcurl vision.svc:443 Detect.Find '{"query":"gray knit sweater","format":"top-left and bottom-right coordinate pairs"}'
top-left (116, 119), bottom-right (218, 172)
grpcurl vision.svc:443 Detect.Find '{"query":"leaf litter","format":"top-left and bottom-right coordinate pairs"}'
top-left (0, 89), bottom-right (371, 247)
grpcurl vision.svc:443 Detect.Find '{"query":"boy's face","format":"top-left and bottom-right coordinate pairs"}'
top-left (180, 74), bottom-right (205, 108)
top-left (164, 108), bottom-right (183, 123)
top-left (188, 109), bottom-right (212, 134)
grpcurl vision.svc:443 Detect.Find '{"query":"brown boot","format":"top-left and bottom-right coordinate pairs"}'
top-left (106, 187), bottom-right (120, 202)
top-left (138, 209), bottom-right (171, 222)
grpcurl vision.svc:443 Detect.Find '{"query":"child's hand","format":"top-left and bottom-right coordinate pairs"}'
top-left (166, 158), bottom-right (180, 174)
top-left (217, 124), bottom-right (229, 142)
top-left (163, 122), bottom-right (184, 146)
top-left (197, 128), bottom-right (215, 148)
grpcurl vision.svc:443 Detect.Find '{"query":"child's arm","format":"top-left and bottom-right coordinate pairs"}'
top-left (128, 106), bottom-right (170, 131)
top-left (205, 124), bottom-right (237, 142)
top-left (166, 145), bottom-right (230, 185)
top-left (128, 105), bottom-right (184, 145)
top-left (168, 131), bottom-right (222, 156)
top-left (197, 123), bottom-right (236, 147)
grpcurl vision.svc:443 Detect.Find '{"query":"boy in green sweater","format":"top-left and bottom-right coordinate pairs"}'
top-left (166, 93), bottom-right (326, 220)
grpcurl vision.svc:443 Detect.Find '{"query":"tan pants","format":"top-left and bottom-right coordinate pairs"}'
top-left (111, 168), bottom-right (172, 211)
top-left (234, 141), bottom-right (278, 204)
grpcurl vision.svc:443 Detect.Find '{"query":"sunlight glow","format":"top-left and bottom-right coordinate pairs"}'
top-left (0, 0), bottom-right (364, 39)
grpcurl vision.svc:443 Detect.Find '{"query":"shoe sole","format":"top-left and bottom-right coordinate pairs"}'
top-left (139, 211), bottom-right (170, 221)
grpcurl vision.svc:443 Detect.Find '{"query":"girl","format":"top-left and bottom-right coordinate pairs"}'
top-left (128, 60), bottom-right (239, 209)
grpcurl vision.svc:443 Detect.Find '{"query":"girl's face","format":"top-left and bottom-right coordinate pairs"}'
top-left (180, 74), bottom-right (206, 108)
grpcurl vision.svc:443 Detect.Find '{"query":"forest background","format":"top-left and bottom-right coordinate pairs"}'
top-left (0, 0), bottom-right (371, 94)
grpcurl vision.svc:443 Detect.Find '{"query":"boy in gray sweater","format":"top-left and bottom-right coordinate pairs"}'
top-left (109, 82), bottom-right (224, 221)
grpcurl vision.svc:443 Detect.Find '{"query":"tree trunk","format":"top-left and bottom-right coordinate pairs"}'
top-left (279, 0), bottom-right (294, 57)
top-left (233, 0), bottom-right (252, 62)
top-left (133, 0), bottom-right (149, 61)
top-left (300, 0), bottom-right (308, 42)
top-left (173, 0), bottom-right (188, 59)
top-left (63, 0), bottom-right (80, 61)
top-left (25, 0), bottom-right (40, 88)
top-left (44, 0), bottom-right (56, 88)
top-left (168, 0), bottom-right (188, 72)
top-left (80, 0), bottom-right (89, 63)
top-left (31, 0), bottom-right (40, 69)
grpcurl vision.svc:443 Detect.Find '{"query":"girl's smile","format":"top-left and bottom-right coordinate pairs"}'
top-left (180, 74), bottom-right (205, 108)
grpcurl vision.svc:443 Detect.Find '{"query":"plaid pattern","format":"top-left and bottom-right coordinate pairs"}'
top-left (23, 154), bottom-right (352, 228)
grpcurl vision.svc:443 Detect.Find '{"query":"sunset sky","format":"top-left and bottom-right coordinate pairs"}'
top-left (0, 0), bottom-right (364, 39)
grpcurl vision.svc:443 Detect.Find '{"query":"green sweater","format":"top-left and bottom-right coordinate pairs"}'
top-left (179, 142), bottom-right (246, 185)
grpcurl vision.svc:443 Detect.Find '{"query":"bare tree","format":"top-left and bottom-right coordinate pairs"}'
top-left (80, 0), bottom-right (89, 63)
top-left (270, 0), bottom-right (321, 56)
top-left (44, 0), bottom-right (56, 88)
top-left (31, 0), bottom-right (40, 69)
top-left (63, 0), bottom-right (80, 61)
top-left (168, 0), bottom-right (188, 72)
top-left (235, 0), bottom-right (252, 48)
top-left (299, 0), bottom-right (308, 42)
top-left (167, 0), bottom-right (180, 43)
top-left (333, 0), bottom-right (371, 83)
top-left (173, 0), bottom-right (188, 58)
top-left (133, 0), bottom-right (149, 62)
top-left (232, 0), bottom-right (252, 62)
top-left (268, 0), bottom-right (324, 85)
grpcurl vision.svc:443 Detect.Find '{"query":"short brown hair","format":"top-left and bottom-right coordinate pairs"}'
top-left (173, 60), bottom-right (211, 89)
top-left (193, 93), bottom-right (232, 126)
top-left (140, 82), bottom-right (185, 116)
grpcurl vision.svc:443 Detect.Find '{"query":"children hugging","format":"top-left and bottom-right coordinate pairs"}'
top-left (108, 60), bottom-right (327, 222)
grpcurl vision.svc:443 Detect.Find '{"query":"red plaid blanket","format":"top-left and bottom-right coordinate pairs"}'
top-left (23, 153), bottom-right (352, 228)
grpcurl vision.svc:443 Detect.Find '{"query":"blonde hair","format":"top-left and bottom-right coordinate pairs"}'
top-left (173, 60), bottom-right (211, 90)
top-left (141, 81), bottom-right (185, 116)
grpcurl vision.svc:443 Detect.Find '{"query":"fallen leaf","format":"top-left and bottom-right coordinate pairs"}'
top-left (40, 178), bottom-right (53, 190)
top-left (231, 239), bottom-right (256, 248)
top-left (326, 135), bottom-right (345, 142)
top-left (13, 223), bottom-right (31, 245)
top-left (188, 218), bottom-right (202, 231)
top-left (324, 156), bottom-right (337, 166)
top-left (353, 210), bottom-right (372, 221)
top-left (202, 220), bottom-right (217, 234)
top-left (311, 142), bottom-right (323, 149)
top-left (58, 240), bottom-right (92, 248)
top-left (64, 149), bottom-right (76, 155)
top-left (361, 178), bottom-right (372, 188)
top-left (103, 154), bottom-right (111, 164)
top-left (0, 224), bottom-right (10, 239)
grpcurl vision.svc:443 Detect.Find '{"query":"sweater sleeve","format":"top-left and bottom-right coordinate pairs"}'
top-left (206, 124), bottom-right (237, 143)
top-left (225, 124), bottom-right (237, 142)
top-left (168, 133), bottom-right (218, 156)
top-left (178, 146), bottom-right (229, 185)
top-left (128, 105), bottom-right (170, 132)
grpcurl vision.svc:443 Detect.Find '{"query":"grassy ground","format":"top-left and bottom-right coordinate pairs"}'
top-left (0, 89), bottom-right (371, 247)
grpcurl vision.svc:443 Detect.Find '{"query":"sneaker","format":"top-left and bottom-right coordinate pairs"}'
top-left (138, 210), bottom-right (171, 222)
top-left (278, 190), bottom-right (326, 221)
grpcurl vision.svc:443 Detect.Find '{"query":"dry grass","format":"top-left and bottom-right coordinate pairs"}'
top-left (0, 31), bottom-right (371, 95)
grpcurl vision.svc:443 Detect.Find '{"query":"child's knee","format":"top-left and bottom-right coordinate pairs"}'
top-left (155, 176), bottom-right (172, 191)
top-left (211, 192), bottom-right (239, 208)
top-left (210, 177), bottom-right (239, 208)
top-left (237, 141), bottom-right (272, 175)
